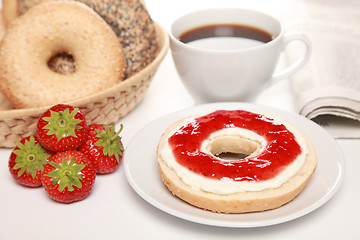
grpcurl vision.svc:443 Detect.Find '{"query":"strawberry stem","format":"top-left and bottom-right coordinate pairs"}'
top-left (64, 170), bottom-right (74, 181)
top-left (110, 124), bottom-right (123, 142)
top-left (46, 156), bottom-right (85, 192)
top-left (12, 136), bottom-right (50, 179)
top-left (58, 119), bottom-right (67, 128)
top-left (27, 154), bottom-right (35, 162)
top-left (94, 124), bottom-right (124, 162)
top-left (42, 108), bottom-right (83, 141)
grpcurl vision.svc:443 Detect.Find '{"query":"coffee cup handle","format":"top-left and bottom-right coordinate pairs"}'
top-left (269, 32), bottom-right (311, 85)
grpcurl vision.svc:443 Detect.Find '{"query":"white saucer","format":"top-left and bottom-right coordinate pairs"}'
top-left (123, 102), bottom-right (344, 228)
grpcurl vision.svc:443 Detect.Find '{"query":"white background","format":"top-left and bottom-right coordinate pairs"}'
top-left (0, 0), bottom-right (358, 239)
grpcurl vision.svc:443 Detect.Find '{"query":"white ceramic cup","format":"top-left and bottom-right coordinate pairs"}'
top-left (169, 8), bottom-right (311, 103)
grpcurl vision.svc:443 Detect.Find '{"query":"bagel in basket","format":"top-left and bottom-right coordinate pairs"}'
top-left (157, 109), bottom-right (317, 213)
top-left (0, 10), bottom-right (13, 110)
top-left (2, 0), bottom-right (158, 78)
top-left (0, 1), bottom-right (126, 108)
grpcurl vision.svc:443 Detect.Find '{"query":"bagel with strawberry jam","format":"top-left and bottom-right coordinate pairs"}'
top-left (157, 110), bottom-right (317, 213)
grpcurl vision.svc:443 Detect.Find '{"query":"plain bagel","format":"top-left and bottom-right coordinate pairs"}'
top-left (2, 0), bottom-right (158, 78)
top-left (0, 1), bottom-right (126, 108)
top-left (0, 10), bottom-right (13, 110)
top-left (157, 110), bottom-right (317, 213)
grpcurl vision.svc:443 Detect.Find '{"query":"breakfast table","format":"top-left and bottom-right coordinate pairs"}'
top-left (1, 0), bottom-right (358, 239)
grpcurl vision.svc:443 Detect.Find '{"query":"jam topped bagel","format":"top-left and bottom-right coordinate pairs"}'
top-left (157, 109), bottom-right (317, 213)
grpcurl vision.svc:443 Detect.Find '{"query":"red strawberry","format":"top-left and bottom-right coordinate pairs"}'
top-left (41, 151), bottom-right (96, 203)
top-left (79, 124), bottom-right (124, 174)
top-left (8, 136), bottom-right (52, 187)
top-left (36, 104), bottom-right (88, 152)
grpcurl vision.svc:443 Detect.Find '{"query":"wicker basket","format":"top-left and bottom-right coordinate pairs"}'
top-left (0, 22), bottom-right (169, 148)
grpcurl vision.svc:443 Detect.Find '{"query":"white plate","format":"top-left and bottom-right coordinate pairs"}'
top-left (123, 102), bottom-right (344, 228)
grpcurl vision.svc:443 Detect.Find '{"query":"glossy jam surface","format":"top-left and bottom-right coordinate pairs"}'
top-left (168, 110), bottom-right (301, 182)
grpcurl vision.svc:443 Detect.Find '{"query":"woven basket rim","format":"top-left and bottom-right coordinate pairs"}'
top-left (0, 21), bottom-right (169, 120)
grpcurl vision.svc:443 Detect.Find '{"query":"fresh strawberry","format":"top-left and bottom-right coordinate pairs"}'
top-left (79, 124), bottom-right (124, 174)
top-left (36, 104), bottom-right (88, 152)
top-left (8, 136), bottom-right (52, 187)
top-left (41, 151), bottom-right (96, 203)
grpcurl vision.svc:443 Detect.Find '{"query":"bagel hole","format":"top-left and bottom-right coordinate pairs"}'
top-left (216, 152), bottom-right (249, 161)
top-left (48, 52), bottom-right (76, 75)
top-left (209, 137), bottom-right (260, 161)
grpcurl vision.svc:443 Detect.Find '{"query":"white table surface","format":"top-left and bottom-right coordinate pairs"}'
top-left (1, 0), bottom-right (358, 239)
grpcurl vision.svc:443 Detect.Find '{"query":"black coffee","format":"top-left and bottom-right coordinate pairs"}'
top-left (179, 24), bottom-right (273, 50)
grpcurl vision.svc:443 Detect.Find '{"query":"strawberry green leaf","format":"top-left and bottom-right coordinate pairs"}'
top-left (46, 156), bottom-right (86, 192)
top-left (42, 108), bottom-right (83, 141)
top-left (94, 124), bottom-right (124, 162)
top-left (12, 136), bottom-right (50, 179)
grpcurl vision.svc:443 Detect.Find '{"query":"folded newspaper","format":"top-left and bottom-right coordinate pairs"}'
top-left (281, 0), bottom-right (360, 138)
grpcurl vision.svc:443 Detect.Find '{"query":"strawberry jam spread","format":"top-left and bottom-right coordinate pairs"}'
top-left (168, 110), bottom-right (302, 182)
